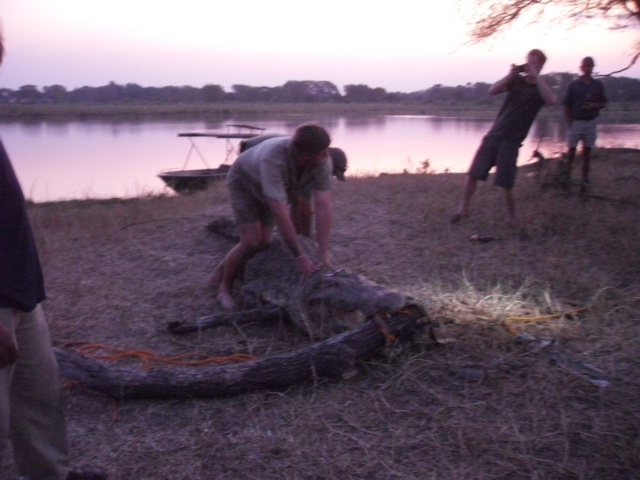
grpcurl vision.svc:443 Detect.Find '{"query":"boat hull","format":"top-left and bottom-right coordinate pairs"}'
top-left (158, 166), bottom-right (230, 193)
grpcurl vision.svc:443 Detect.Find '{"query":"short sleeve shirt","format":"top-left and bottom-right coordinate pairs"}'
top-left (226, 136), bottom-right (332, 203)
top-left (562, 78), bottom-right (607, 121)
top-left (487, 75), bottom-right (546, 144)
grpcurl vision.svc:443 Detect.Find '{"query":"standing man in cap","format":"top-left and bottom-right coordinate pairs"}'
top-left (211, 124), bottom-right (341, 311)
top-left (562, 56), bottom-right (607, 190)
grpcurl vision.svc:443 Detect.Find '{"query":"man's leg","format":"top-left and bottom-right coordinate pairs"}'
top-left (1, 306), bottom-right (70, 480)
top-left (581, 146), bottom-right (592, 183)
top-left (494, 140), bottom-right (520, 225)
top-left (565, 121), bottom-right (581, 187)
top-left (208, 262), bottom-right (224, 289)
top-left (566, 147), bottom-right (577, 173)
top-left (290, 195), bottom-right (312, 237)
top-left (452, 175), bottom-right (477, 223)
top-left (0, 310), bottom-right (14, 473)
top-left (217, 223), bottom-right (272, 311)
top-left (453, 138), bottom-right (497, 223)
top-left (504, 188), bottom-right (516, 225)
top-left (581, 119), bottom-right (597, 186)
top-left (215, 180), bottom-right (272, 306)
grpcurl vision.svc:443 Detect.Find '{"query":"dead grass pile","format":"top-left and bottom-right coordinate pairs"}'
top-left (2, 148), bottom-right (639, 479)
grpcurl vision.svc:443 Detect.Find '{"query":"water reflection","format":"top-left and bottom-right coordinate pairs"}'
top-left (1, 115), bottom-right (638, 202)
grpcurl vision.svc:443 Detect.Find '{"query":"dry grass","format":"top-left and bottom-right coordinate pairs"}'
top-left (3, 148), bottom-right (640, 479)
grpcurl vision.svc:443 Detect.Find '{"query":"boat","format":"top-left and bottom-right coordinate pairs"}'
top-left (158, 124), bottom-right (265, 193)
top-left (157, 165), bottom-right (231, 193)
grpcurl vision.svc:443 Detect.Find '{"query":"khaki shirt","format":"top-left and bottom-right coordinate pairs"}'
top-left (226, 136), bottom-right (332, 203)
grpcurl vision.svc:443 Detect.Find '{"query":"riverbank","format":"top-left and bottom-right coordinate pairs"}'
top-left (2, 101), bottom-right (640, 122)
top-left (4, 147), bottom-right (639, 479)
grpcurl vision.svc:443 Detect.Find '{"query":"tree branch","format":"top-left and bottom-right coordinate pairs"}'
top-left (596, 51), bottom-right (640, 76)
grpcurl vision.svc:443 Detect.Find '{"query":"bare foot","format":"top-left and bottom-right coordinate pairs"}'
top-left (216, 291), bottom-right (237, 311)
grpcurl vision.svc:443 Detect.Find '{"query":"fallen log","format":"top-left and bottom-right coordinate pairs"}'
top-left (55, 302), bottom-right (429, 400)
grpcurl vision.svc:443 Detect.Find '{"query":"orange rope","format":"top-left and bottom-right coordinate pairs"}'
top-left (503, 305), bottom-right (591, 335)
top-left (374, 313), bottom-right (398, 343)
top-left (378, 327), bottom-right (397, 343)
top-left (62, 342), bottom-right (255, 369)
top-left (378, 306), bottom-right (423, 341)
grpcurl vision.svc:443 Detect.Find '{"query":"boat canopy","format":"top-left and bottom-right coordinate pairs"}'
top-left (178, 124), bottom-right (266, 139)
top-left (176, 124), bottom-right (266, 168)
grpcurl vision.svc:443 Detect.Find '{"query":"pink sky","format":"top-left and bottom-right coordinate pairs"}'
top-left (1, 1), bottom-right (639, 93)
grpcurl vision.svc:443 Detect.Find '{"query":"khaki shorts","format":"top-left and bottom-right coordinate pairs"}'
top-left (227, 178), bottom-right (275, 227)
top-left (567, 119), bottom-right (597, 148)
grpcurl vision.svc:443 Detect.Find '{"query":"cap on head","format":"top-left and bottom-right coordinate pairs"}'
top-left (291, 123), bottom-right (331, 155)
top-left (328, 147), bottom-right (347, 181)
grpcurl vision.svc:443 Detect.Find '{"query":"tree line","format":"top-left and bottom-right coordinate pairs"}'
top-left (1, 74), bottom-right (639, 105)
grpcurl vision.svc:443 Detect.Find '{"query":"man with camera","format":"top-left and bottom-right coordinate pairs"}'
top-left (452, 49), bottom-right (557, 226)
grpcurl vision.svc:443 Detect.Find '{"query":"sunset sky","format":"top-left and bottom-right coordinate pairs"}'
top-left (1, 0), bottom-right (638, 93)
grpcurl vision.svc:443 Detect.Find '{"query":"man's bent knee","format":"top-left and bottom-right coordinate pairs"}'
top-left (239, 238), bottom-right (269, 257)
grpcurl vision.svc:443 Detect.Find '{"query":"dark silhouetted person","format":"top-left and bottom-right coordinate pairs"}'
top-left (0, 31), bottom-right (106, 480)
top-left (562, 56), bottom-right (607, 190)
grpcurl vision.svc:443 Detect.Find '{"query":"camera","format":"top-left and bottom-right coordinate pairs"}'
top-left (514, 64), bottom-right (527, 73)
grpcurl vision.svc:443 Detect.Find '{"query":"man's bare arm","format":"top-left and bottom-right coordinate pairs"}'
top-left (488, 65), bottom-right (519, 95)
top-left (531, 73), bottom-right (557, 106)
top-left (268, 199), bottom-right (316, 277)
top-left (290, 195), bottom-right (312, 237)
top-left (312, 190), bottom-right (332, 267)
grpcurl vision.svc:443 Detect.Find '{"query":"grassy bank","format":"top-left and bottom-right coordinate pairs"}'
top-left (0, 102), bottom-right (492, 120)
top-left (3, 148), bottom-right (639, 479)
top-left (1, 101), bottom-right (640, 122)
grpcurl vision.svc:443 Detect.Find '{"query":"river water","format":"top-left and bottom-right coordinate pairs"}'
top-left (2, 114), bottom-right (638, 202)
